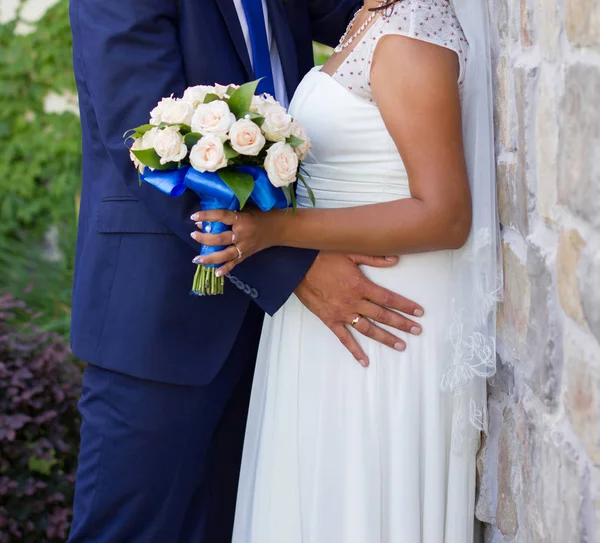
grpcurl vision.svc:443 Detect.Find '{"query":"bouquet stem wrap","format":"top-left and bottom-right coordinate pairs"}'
top-left (140, 165), bottom-right (288, 295)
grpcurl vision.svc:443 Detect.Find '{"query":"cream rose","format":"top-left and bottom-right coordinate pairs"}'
top-left (214, 83), bottom-right (239, 99)
top-left (264, 142), bottom-right (298, 187)
top-left (153, 126), bottom-right (188, 165)
top-left (228, 119), bottom-right (266, 156)
top-left (261, 105), bottom-right (293, 142)
top-left (182, 85), bottom-right (215, 108)
top-left (150, 96), bottom-right (194, 126)
top-left (249, 93), bottom-right (280, 115)
top-left (189, 135), bottom-right (228, 172)
top-left (291, 121), bottom-right (311, 161)
top-left (191, 100), bottom-right (236, 140)
top-left (129, 127), bottom-right (160, 171)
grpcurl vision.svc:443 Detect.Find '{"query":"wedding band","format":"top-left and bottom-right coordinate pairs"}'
top-left (234, 212), bottom-right (239, 222)
top-left (234, 244), bottom-right (243, 260)
top-left (351, 315), bottom-right (362, 327)
top-left (231, 231), bottom-right (236, 244)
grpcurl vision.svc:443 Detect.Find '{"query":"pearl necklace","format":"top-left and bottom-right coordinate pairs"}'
top-left (334, 1), bottom-right (386, 54)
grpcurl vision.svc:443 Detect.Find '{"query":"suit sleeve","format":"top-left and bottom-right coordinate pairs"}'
top-left (72, 0), bottom-right (204, 247)
top-left (72, 0), bottom-right (317, 316)
top-left (309, 0), bottom-right (363, 48)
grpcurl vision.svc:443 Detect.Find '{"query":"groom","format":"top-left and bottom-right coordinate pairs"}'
top-left (68, 0), bottom-right (422, 541)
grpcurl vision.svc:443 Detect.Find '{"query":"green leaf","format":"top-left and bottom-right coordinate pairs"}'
top-left (184, 132), bottom-right (202, 148)
top-left (132, 149), bottom-right (174, 171)
top-left (247, 113), bottom-right (265, 127)
top-left (125, 123), bottom-right (154, 138)
top-left (298, 173), bottom-right (316, 207)
top-left (228, 80), bottom-right (260, 118)
top-left (203, 93), bottom-right (221, 104)
top-left (281, 185), bottom-right (292, 208)
top-left (28, 455), bottom-right (57, 476)
top-left (286, 135), bottom-right (304, 149)
top-left (158, 122), bottom-right (191, 134)
top-left (223, 143), bottom-right (240, 161)
top-left (290, 183), bottom-right (297, 213)
top-left (218, 168), bottom-right (255, 209)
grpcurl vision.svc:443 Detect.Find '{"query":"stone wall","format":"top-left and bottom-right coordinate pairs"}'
top-left (477, 0), bottom-right (600, 541)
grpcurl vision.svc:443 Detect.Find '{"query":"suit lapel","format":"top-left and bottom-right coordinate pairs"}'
top-left (265, 0), bottom-right (299, 98)
top-left (214, 0), bottom-right (254, 79)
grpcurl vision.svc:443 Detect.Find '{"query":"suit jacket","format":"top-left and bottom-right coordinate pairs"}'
top-left (69, 0), bottom-right (360, 385)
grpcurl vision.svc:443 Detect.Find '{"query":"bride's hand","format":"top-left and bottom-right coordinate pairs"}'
top-left (189, 209), bottom-right (282, 276)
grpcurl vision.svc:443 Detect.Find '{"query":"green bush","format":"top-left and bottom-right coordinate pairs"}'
top-left (0, 0), bottom-right (80, 335)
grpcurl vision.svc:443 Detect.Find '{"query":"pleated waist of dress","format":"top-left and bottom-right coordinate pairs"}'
top-left (296, 162), bottom-right (411, 209)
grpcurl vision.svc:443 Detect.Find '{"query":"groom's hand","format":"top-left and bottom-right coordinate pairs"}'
top-left (294, 253), bottom-right (424, 367)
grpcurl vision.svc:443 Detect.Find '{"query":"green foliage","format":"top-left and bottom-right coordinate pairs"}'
top-left (0, 0), bottom-right (79, 334)
top-left (313, 42), bottom-right (333, 66)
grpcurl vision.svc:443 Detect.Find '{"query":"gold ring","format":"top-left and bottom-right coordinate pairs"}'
top-left (231, 231), bottom-right (236, 244)
top-left (234, 244), bottom-right (243, 260)
top-left (351, 315), bottom-right (362, 327)
top-left (234, 212), bottom-right (239, 222)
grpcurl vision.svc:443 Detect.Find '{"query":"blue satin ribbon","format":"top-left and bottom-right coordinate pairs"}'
top-left (140, 165), bottom-right (289, 268)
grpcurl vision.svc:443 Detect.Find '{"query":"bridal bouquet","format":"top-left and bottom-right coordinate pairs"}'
top-left (125, 80), bottom-right (313, 295)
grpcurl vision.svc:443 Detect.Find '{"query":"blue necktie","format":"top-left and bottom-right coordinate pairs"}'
top-left (241, 0), bottom-right (276, 96)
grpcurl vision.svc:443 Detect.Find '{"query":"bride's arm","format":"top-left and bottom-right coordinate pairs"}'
top-left (192, 36), bottom-right (472, 274)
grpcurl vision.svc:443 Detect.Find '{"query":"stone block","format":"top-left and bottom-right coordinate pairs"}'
top-left (558, 64), bottom-right (600, 230)
top-left (536, 0), bottom-right (560, 60)
top-left (557, 229), bottom-right (586, 324)
top-left (579, 242), bottom-right (600, 346)
top-left (525, 244), bottom-right (564, 407)
top-left (563, 332), bottom-right (600, 465)
top-left (535, 69), bottom-right (559, 223)
top-left (497, 240), bottom-right (531, 356)
top-left (566, 0), bottom-right (600, 48)
top-left (497, 160), bottom-right (528, 235)
top-left (496, 408), bottom-right (519, 538)
top-left (494, 56), bottom-right (517, 152)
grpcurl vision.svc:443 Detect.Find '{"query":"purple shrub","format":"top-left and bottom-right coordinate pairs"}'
top-left (0, 293), bottom-right (82, 542)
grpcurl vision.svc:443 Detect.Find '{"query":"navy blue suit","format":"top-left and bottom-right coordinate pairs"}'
top-left (67, 0), bottom-right (359, 541)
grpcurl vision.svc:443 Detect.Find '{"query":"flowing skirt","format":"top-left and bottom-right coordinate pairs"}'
top-left (232, 251), bottom-right (478, 543)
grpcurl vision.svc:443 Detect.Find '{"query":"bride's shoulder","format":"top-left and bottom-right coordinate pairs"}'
top-left (376, 0), bottom-right (468, 82)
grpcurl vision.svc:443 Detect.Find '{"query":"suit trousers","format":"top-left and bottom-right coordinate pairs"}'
top-left (67, 303), bottom-right (264, 543)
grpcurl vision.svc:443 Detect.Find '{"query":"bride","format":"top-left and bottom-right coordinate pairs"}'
top-left (192, 0), bottom-right (501, 541)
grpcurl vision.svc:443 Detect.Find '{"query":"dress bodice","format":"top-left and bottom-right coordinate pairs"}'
top-left (289, 0), bottom-right (468, 209)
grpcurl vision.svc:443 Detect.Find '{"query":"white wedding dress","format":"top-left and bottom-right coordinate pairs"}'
top-left (233, 3), bottom-right (479, 542)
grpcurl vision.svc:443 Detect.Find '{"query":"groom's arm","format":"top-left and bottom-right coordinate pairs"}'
top-left (72, 0), bottom-right (318, 315)
top-left (309, 0), bottom-right (362, 48)
top-left (71, 0), bottom-right (202, 249)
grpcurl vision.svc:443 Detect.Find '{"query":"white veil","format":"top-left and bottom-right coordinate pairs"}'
top-left (443, 0), bottom-right (502, 450)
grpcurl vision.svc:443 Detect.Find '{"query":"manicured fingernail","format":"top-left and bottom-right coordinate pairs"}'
top-left (410, 326), bottom-right (421, 336)
top-left (414, 309), bottom-right (424, 317)
top-left (394, 342), bottom-right (406, 352)
top-left (190, 232), bottom-right (198, 240)
top-left (215, 270), bottom-right (223, 277)
top-left (385, 256), bottom-right (395, 261)
top-left (359, 359), bottom-right (369, 368)
top-left (193, 256), bottom-right (203, 264)
top-left (195, 222), bottom-right (203, 228)
top-left (190, 213), bottom-right (200, 221)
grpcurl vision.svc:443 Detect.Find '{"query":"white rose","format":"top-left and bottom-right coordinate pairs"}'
top-left (229, 119), bottom-right (266, 156)
top-left (214, 83), bottom-right (239, 99)
top-left (261, 105), bottom-right (293, 142)
top-left (150, 96), bottom-right (194, 126)
top-left (153, 126), bottom-right (188, 165)
top-left (249, 93), bottom-right (280, 115)
top-left (264, 142), bottom-right (298, 187)
top-left (189, 135), bottom-right (228, 172)
top-left (129, 127), bottom-right (160, 171)
top-left (182, 85), bottom-right (215, 108)
top-left (191, 100), bottom-right (236, 140)
top-left (291, 121), bottom-right (311, 161)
